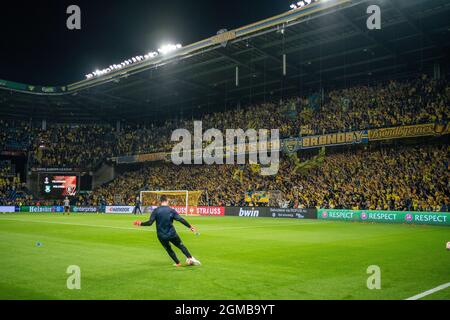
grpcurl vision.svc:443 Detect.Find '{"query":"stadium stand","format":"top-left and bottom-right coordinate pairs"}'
top-left (0, 75), bottom-right (448, 166)
top-left (89, 143), bottom-right (449, 212)
top-left (0, 160), bottom-right (31, 206)
top-left (0, 75), bottom-right (449, 210)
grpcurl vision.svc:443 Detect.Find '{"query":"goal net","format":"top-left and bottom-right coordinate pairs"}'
top-left (140, 190), bottom-right (203, 215)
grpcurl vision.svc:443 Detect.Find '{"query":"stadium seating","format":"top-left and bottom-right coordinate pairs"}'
top-left (0, 75), bottom-right (448, 210)
top-left (89, 143), bottom-right (449, 212)
top-left (1, 76), bottom-right (448, 169)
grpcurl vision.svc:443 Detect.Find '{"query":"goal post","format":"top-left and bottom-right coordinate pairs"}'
top-left (140, 190), bottom-right (203, 215)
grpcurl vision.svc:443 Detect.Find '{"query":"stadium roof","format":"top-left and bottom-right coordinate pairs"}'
top-left (1, 0), bottom-right (449, 122)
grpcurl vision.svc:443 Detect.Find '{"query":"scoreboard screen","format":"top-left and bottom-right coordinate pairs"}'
top-left (39, 174), bottom-right (78, 198)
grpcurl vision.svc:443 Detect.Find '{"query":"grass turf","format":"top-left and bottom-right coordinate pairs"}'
top-left (0, 213), bottom-right (449, 300)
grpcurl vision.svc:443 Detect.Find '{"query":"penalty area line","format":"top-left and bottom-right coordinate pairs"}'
top-left (405, 282), bottom-right (450, 300)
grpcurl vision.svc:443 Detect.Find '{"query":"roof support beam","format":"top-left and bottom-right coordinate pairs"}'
top-left (389, 0), bottom-right (448, 57)
top-left (216, 47), bottom-right (283, 83)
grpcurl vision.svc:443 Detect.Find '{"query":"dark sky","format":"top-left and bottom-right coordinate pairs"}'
top-left (0, 0), bottom-right (292, 86)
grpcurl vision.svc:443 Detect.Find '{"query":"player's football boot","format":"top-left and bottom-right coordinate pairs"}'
top-left (190, 257), bottom-right (201, 266)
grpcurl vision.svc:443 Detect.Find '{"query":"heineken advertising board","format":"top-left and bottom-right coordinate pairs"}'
top-left (20, 206), bottom-right (64, 213)
top-left (318, 209), bottom-right (449, 226)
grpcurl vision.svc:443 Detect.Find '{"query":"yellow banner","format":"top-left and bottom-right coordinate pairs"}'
top-left (245, 191), bottom-right (269, 204)
top-left (368, 123), bottom-right (450, 141)
top-left (301, 131), bottom-right (367, 149)
top-left (137, 152), bottom-right (168, 162)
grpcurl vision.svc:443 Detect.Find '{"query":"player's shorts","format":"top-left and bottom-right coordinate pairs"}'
top-left (158, 235), bottom-right (184, 250)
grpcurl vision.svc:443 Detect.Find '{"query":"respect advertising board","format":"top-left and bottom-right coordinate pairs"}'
top-left (225, 207), bottom-right (317, 219)
top-left (318, 209), bottom-right (450, 226)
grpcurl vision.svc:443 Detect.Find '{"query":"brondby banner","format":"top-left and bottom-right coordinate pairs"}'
top-left (225, 207), bottom-right (317, 219)
top-left (318, 209), bottom-right (450, 226)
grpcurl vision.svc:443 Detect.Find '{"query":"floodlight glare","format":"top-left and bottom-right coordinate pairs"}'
top-left (158, 43), bottom-right (182, 55)
top-left (290, 0), bottom-right (317, 10)
top-left (85, 43), bottom-right (181, 79)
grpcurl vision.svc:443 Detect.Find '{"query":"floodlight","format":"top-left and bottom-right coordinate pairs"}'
top-left (158, 43), bottom-right (182, 55)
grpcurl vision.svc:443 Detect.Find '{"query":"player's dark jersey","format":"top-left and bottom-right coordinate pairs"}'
top-left (141, 206), bottom-right (191, 239)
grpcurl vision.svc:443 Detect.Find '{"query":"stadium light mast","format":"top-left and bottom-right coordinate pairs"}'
top-left (85, 43), bottom-right (182, 79)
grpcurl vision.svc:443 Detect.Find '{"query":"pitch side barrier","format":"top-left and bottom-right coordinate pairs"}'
top-left (0, 206), bottom-right (17, 213)
top-left (225, 207), bottom-right (317, 219)
top-left (0, 206), bottom-right (100, 213)
top-left (318, 209), bottom-right (450, 226)
top-left (1, 206), bottom-right (316, 219)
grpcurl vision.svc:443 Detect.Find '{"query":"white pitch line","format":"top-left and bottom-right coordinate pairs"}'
top-left (405, 282), bottom-right (450, 300)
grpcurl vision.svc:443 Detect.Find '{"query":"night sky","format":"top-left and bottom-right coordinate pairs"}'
top-left (0, 0), bottom-right (292, 86)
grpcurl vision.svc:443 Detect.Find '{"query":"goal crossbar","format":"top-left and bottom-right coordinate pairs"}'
top-left (140, 190), bottom-right (203, 215)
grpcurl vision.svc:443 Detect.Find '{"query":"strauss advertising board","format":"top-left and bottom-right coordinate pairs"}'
top-left (141, 206), bottom-right (225, 216)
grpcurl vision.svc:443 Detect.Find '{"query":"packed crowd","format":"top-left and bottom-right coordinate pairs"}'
top-left (0, 120), bottom-right (36, 152)
top-left (0, 75), bottom-right (448, 170)
top-left (0, 161), bottom-right (31, 206)
top-left (89, 143), bottom-right (449, 212)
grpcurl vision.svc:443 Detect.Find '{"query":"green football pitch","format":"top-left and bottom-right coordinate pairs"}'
top-left (0, 213), bottom-right (449, 300)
